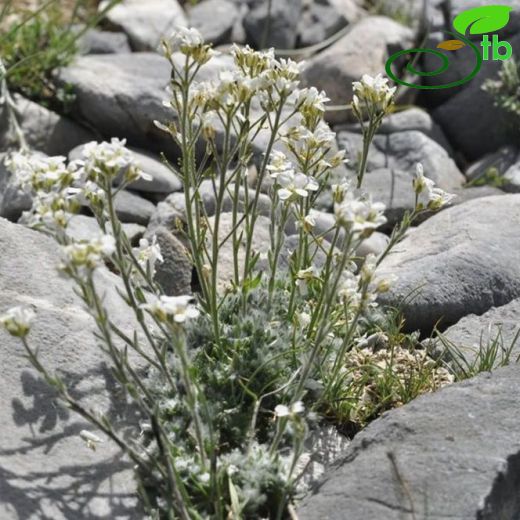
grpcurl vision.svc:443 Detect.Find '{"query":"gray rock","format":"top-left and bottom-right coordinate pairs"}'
top-left (66, 214), bottom-right (145, 245)
top-left (77, 28), bottom-right (132, 55)
top-left (439, 298), bottom-right (520, 368)
top-left (111, 190), bottom-right (156, 225)
top-left (58, 52), bottom-right (233, 155)
top-left (145, 226), bottom-right (192, 296)
top-left (100, 0), bottom-right (187, 51)
top-left (377, 194), bottom-right (520, 332)
top-left (70, 144), bottom-right (182, 194)
top-left (0, 94), bottom-right (93, 155)
top-left (188, 0), bottom-right (240, 45)
top-left (337, 130), bottom-right (464, 190)
top-left (0, 218), bottom-right (141, 519)
top-left (297, 3), bottom-right (348, 48)
top-left (244, 0), bottom-right (303, 49)
top-left (58, 53), bottom-right (171, 149)
top-left (302, 16), bottom-right (414, 124)
top-left (299, 363), bottom-right (520, 520)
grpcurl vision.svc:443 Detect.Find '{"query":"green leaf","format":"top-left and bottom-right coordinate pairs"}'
top-left (453, 5), bottom-right (513, 35)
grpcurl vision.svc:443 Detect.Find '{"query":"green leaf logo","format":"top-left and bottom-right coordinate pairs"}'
top-left (453, 5), bottom-right (513, 35)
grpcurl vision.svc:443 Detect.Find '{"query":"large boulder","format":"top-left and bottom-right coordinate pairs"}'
top-left (100, 0), bottom-right (187, 51)
top-left (377, 194), bottom-right (520, 332)
top-left (0, 218), bottom-right (141, 519)
top-left (299, 363), bottom-right (520, 519)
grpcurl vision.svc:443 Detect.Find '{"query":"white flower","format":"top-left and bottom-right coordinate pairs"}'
top-left (276, 171), bottom-right (319, 202)
top-left (335, 192), bottom-right (387, 236)
top-left (134, 236), bottom-right (164, 279)
top-left (274, 401), bottom-right (305, 418)
top-left (79, 430), bottom-right (103, 451)
top-left (413, 163), bottom-right (456, 210)
top-left (0, 306), bottom-right (35, 338)
top-left (140, 295), bottom-right (199, 324)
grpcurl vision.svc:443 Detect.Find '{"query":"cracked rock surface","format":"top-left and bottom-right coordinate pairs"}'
top-left (299, 363), bottom-right (520, 520)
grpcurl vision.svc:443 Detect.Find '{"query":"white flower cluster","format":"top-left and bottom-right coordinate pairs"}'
top-left (338, 254), bottom-right (395, 312)
top-left (7, 152), bottom-right (82, 229)
top-left (352, 73), bottom-right (396, 115)
top-left (7, 139), bottom-right (147, 231)
top-left (164, 26), bottom-right (218, 65)
top-left (80, 138), bottom-right (149, 185)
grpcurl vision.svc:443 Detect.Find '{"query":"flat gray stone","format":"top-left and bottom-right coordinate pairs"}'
top-left (100, 0), bottom-right (187, 51)
top-left (0, 218), bottom-right (141, 519)
top-left (377, 194), bottom-right (520, 332)
top-left (299, 363), bottom-right (520, 520)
